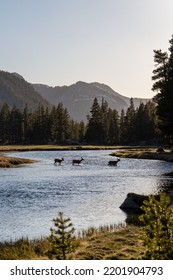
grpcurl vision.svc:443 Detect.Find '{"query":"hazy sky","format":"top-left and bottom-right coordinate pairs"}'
top-left (1, 0), bottom-right (173, 98)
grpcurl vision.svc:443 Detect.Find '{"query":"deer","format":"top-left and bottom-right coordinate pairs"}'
top-left (108, 158), bottom-right (120, 166)
top-left (54, 157), bottom-right (64, 165)
top-left (72, 157), bottom-right (84, 165)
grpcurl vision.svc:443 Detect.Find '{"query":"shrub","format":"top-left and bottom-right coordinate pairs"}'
top-left (140, 193), bottom-right (173, 259)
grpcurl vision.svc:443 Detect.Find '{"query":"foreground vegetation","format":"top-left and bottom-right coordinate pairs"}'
top-left (0, 224), bottom-right (144, 260)
top-left (70, 225), bottom-right (144, 260)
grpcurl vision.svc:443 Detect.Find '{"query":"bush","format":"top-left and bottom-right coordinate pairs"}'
top-left (140, 193), bottom-right (173, 259)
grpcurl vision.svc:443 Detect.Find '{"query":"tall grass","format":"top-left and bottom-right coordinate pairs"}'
top-left (0, 237), bottom-right (50, 260)
top-left (77, 222), bottom-right (126, 239)
top-left (0, 224), bottom-right (142, 260)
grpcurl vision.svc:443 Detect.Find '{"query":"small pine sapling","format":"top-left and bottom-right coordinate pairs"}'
top-left (47, 212), bottom-right (76, 260)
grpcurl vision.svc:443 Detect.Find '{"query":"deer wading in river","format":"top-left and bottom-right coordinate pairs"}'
top-left (54, 158), bottom-right (64, 165)
top-left (108, 158), bottom-right (120, 166)
top-left (72, 157), bottom-right (84, 165)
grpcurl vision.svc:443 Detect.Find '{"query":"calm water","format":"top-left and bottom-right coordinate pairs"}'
top-left (0, 150), bottom-right (173, 241)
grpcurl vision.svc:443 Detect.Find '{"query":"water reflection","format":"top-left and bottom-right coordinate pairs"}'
top-left (156, 176), bottom-right (173, 202)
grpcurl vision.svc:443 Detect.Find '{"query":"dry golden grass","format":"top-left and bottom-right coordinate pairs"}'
top-left (2, 215), bottom-right (173, 259)
top-left (111, 147), bottom-right (173, 162)
top-left (0, 225), bottom-right (145, 260)
top-left (70, 225), bottom-right (145, 260)
top-left (0, 144), bottom-right (119, 152)
top-left (0, 155), bottom-right (35, 168)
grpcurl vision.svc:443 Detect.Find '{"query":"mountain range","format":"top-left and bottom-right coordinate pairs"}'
top-left (34, 81), bottom-right (149, 122)
top-left (0, 70), bottom-right (150, 122)
top-left (0, 70), bottom-right (50, 111)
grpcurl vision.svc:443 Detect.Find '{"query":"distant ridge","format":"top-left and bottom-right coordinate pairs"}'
top-left (0, 70), bottom-right (150, 121)
top-left (34, 81), bottom-right (149, 121)
top-left (0, 70), bottom-right (50, 111)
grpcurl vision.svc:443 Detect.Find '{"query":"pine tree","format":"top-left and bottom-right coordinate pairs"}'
top-left (135, 103), bottom-right (146, 142)
top-left (51, 103), bottom-right (70, 144)
top-left (9, 106), bottom-right (22, 144)
top-left (119, 109), bottom-right (127, 144)
top-left (152, 35), bottom-right (173, 144)
top-left (108, 108), bottom-right (120, 144)
top-left (125, 98), bottom-right (136, 143)
top-left (78, 121), bottom-right (86, 143)
top-left (50, 106), bottom-right (57, 142)
top-left (21, 105), bottom-right (29, 144)
top-left (140, 193), bottom-right (173, 259)
top-left (0, 103), bottom-right (10, 143)
top-left (29, 105), bottom-right (46, 144)
top-left (135, 101), bottom-right (158, 143)
top-left (85, 98), bottom-right (105, 144)
top-left (47, 212), bottom-right (76, 260)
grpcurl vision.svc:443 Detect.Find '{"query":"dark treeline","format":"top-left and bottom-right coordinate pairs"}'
top-left (0, 103), bottom-right (85, 145)
top-left (86, 98), bottom-right (159, 145)
top-left (0, 98), bottom-right (160, 145)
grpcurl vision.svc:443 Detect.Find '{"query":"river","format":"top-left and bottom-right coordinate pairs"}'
top-left (0, 150), bottom-right (173, 241)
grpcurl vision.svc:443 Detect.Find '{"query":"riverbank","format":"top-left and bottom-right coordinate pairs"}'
top-left (0, 144), bottom-right (120, 152)
top-left (0, 224), bottom-right (144, 260)
top-left (1, 145), bottom-right (173, 167)
top-left (0, 155), bottom-right (35, 168)
top-left (0, 145), bottom-right (119, 167)
top-left (111, 147), bottom-right (173, 162)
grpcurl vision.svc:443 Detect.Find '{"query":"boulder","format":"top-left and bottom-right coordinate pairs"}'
top-left (120, 193), bottom-right (149, 210)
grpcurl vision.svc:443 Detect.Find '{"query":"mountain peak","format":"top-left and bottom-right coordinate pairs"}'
top-left (12, 72), bottom-right (25, 80)
top-left (0, 70), bottom-right (50, 111)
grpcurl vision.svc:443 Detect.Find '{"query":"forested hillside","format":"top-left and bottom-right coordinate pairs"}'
top-left (34, 81), bottom-right (149, 122)
top-left (0, 70), bottom-right (50, 111)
